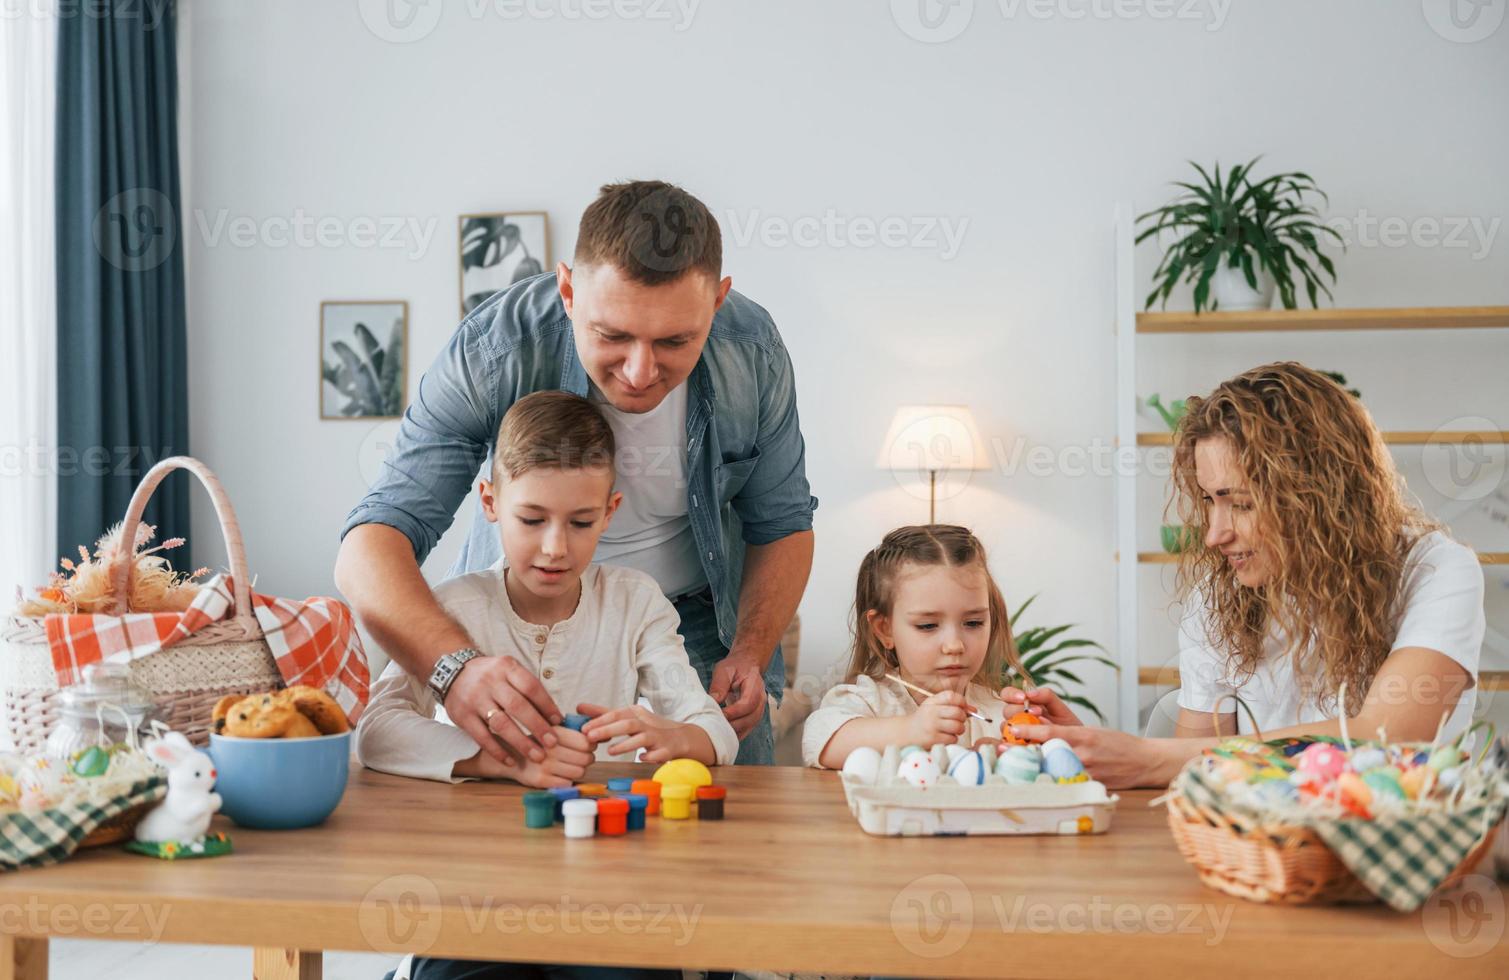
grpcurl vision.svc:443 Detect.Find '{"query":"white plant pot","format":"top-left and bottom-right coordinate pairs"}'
top-left (1210, 261), bottom-right (1275, 311)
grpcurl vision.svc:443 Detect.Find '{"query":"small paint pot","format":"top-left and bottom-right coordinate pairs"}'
top-left (561, 798), bottom-right (598, 838)
top-left (522, 791), bottom-right (555, 829)
top-left (631, 779), bottom-right (662, 815)
top-left (662, 785), bottom-right (693, 820)
top-left (621, 793), bottom-right (649, 830)
top-left (596, 797), bottom-right (630, 836)
top-left (695, 785), bottom-right (726, 821)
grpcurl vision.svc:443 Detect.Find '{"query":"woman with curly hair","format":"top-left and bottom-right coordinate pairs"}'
top-left (1009, 362), bottom-right (1485, 788)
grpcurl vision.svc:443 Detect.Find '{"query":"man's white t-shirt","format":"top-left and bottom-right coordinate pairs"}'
top-left (1177, 531), bottom-right (1485, 739)
top-left (589, 383), bottom-right (708, 599)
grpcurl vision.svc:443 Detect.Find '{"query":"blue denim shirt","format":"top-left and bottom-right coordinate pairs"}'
top-left (340, 272), bottom-right (818, 658)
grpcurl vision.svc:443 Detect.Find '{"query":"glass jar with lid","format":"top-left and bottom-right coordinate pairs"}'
top-left (44, 662), bottom-right (157, 760)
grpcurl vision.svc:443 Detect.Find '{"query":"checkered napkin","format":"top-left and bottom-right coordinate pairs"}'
top-left (0, 775), bottom-right (165, 871)
top-left (43, 573), bottom-right (369, 723)
top-left (1176, 754), bottom-right (1509, 912)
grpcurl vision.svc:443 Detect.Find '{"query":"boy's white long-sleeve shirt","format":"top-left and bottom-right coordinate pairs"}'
top-left (354, 562), bottom-right (739, 782)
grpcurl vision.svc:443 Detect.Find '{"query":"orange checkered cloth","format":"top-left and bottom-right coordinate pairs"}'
top-left (44, 574), bottom-right (370, 723)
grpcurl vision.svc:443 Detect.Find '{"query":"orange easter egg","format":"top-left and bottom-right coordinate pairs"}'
top-left (1337, 772), bottom-right (1373, 819)
top-left (1000, 711), bottom-right (1041, 745)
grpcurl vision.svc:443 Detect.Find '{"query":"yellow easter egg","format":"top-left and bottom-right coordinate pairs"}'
top-left (652, 758), bottom-right (712, 791)
top-left (1399, 766), bottom-right (1432, 800)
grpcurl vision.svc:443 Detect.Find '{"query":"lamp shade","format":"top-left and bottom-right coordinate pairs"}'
top-left (875, 405), bottom-right (989, 473)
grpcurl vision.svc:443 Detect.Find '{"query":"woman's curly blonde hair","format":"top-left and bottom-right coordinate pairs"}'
top-left (1169, 362), bottom-right (1439, 713)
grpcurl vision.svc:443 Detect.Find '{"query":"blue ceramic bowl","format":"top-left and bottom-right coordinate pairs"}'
top-left (209, 730), bottom-right (351, 830)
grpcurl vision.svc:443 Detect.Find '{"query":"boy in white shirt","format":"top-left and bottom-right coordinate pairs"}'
top-left (354, 390), bottom-right (738, 786)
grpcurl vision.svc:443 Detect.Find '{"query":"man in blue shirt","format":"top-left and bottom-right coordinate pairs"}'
top-left (334, 181), bottom-right (816, 767)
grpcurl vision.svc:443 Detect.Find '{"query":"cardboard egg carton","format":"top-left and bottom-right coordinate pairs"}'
top-left (840, 743), bottom-right (1120, 837)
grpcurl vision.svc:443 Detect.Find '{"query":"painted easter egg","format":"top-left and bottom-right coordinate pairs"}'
top-left (1000, 711), bottom-right (1041, 745)
top-left (1438, 766), bottom-right (1463, 790)
top-left (1362, 767), bottom-right (1405, 801)
top-left (898, 753), bottom-right (942, 789)
top-left (841, 746), bottom-right (883, 785)
top-left (71, 746), bottom-right (111, 778)
top-left (1348, 747), bottom-right (1387, 773)
top-left (1252, 779), bottom-right (1298, 806)
top-left (948, 750), bottom-right (987, 786)
top-left (1040, 738), bottom-right (1071, 758)
top-left (1428, 747), bottom-right (1463, 773)
top-left (1399, 765), bottom-right (1433, 800)
top-left (1042, 747), bottom-right (1085, 782)
top-left (1337, 772), bottom-right (1373, 818)
top-left (1296, 743), bottom-right (1346, 783)
top-left (996, 745), bottom-right (1042, 784)
top-left (944, 744), bottom-right (969, 766)
top-left (899, 744), bottom-right (926, 759)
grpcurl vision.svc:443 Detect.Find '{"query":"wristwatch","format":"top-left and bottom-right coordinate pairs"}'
top-left (427, 647), bottom-right (482, 704)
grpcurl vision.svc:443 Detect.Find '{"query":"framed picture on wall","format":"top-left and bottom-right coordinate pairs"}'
top-left (319, 300), bottom-right (408, 420)
top-left (459, 211), bottom-right (550, 316)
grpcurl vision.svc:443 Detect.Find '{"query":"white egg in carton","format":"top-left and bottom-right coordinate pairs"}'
top-left (838, 742), bottom-right (1119, 837)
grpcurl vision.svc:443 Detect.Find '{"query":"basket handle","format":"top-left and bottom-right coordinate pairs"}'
top-left (1210, 693), bottom-right (1264, 741)
top-left (109, 456), bottom-right (259, 639)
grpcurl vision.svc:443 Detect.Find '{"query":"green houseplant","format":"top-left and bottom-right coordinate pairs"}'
top-left (1000, 595), bottom-right (1119, 723)
top-left (1137, 158), bottom-right (1344, 312)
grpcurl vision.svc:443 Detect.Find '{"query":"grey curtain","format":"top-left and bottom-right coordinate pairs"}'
top-left (54, 0), bottom-right (190, 566)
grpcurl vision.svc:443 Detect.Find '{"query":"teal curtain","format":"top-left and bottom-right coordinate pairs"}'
top-left (54, 0), bottom-right (190, 566)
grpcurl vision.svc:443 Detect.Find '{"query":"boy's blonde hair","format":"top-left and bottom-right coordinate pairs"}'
top-left (492, 391), bottom-right (616, 485)
top-left (846, 524), bottom-right (1029, 691)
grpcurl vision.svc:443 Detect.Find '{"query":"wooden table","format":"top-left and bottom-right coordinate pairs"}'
top-left (0, 764), bottom-right (1504, 979)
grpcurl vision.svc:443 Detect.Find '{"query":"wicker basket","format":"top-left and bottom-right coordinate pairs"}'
top-left (79, 800), bottom-right (156, 848)
top-left (1166, 768), bottom-right (1502, 905)
top-left (2, 457), bottom-right (283, 752)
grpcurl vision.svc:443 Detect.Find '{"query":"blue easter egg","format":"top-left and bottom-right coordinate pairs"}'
top-left (1348, 747), bottom-right (1386, 772)
top-left (948, 750), bottom-right (986, 786)
top-left (1042, 747), bottom-right (1084, 780)
top-left (1253, 780), bottom-right (1298, 806)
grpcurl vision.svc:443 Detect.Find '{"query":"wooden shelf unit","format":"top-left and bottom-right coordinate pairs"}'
top-left (1113, 207), bottom-right (1508, 729)
top-left (1136, 305), bottom-right (1509, 334)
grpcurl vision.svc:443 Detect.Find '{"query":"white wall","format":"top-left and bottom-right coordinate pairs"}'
top-left (180, 0), bottom-right (1509, 729)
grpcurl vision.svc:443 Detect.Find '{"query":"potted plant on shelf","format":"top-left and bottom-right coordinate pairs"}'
top-left (1137, 158), bottom-right (1344, 312)
top-left (1000, 596), bottom-right (1119, 722)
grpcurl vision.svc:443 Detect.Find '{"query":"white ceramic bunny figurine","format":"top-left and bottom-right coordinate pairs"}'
top-left (134, 731), bottom-right (222, 843)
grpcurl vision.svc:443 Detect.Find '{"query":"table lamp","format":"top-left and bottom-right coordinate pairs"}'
top-left (876, 405), bottom-right (989, 523)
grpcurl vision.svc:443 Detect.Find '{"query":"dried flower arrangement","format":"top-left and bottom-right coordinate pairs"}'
top-left (13, 524), bottom-right (208, 617)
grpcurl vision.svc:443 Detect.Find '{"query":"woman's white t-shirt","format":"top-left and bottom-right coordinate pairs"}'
top-left (1177, 531), bottom-right (1485, 739)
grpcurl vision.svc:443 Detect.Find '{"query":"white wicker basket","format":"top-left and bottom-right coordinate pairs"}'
top-left (2, 457), bottom-right (283, 752)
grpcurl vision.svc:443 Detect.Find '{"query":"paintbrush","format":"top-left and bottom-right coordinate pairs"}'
top-left (885, 672), bottom-right (997, 725)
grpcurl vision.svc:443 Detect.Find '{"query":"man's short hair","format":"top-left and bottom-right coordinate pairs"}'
top-left (493, 390), bottom-right (616, 484)
top-left (574, 180), bottom-right (721, 286)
